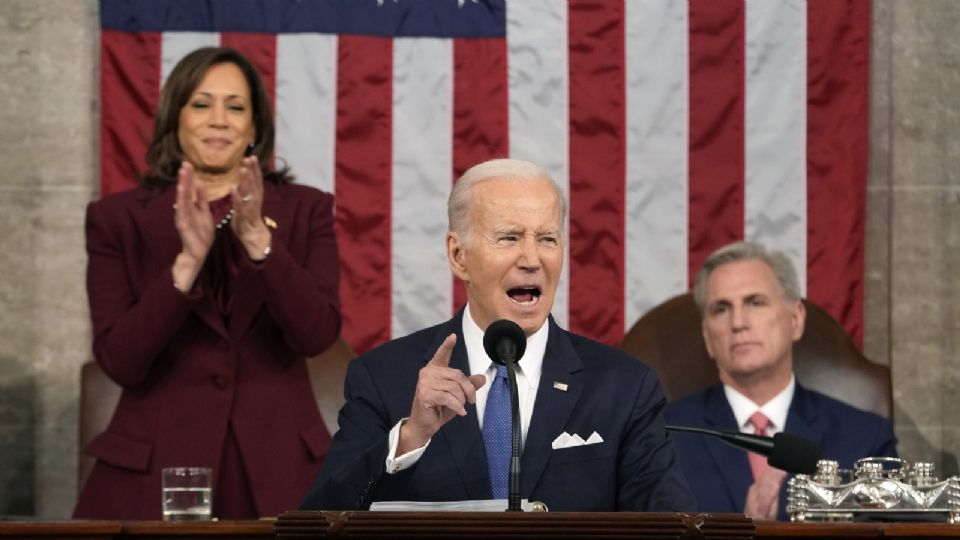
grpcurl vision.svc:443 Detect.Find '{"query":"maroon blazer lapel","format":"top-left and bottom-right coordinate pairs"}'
top-left (137, 186), bottom-right (232, 342)
top-left (135, 187), bottom-right (182, 281)
top-left (227, 266), bottom-right (262, 339)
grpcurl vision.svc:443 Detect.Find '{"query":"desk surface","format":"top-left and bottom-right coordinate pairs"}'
top-left (0, 519), bottom-right (275, 539)
top-left (756, 521), bottom-right (960, 539)
top-left (1, 514), bottom-right (958, 539)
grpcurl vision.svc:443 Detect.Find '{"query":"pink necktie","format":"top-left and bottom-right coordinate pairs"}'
top-left (748, 411), bottom-right (771, 480)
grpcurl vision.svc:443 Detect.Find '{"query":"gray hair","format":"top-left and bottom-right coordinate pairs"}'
top-left (447, 158), bottom-right (567, 244)
top-left (692, 241), bottom-right (801, 313)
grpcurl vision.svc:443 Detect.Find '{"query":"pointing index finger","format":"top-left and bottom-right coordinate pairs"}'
top-left (428, 334), bottom-right (457, 368)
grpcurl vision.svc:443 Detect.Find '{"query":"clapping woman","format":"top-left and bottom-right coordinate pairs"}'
top-left (75, 47), bottom-right (341, 519)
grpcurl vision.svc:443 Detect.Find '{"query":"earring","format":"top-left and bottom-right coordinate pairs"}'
top-left (245, 142), bottom-right (255, 157)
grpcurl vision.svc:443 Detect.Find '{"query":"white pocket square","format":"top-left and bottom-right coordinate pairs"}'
top-left (551, 431), bottom-right (604, 449)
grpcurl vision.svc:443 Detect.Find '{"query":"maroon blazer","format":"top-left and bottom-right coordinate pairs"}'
top-left (74, 181), bottom-right (341, 519)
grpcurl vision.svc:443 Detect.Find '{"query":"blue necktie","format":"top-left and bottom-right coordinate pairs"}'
top-left (482, 364), bottom-right (511, 499)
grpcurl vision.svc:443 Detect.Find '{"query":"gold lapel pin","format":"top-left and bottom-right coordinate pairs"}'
top-left (263, 216), bottom-right (278, 230)
top-left (553, 382), bottom-right (568, 392)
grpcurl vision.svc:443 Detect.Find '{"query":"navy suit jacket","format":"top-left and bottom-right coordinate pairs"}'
top-left (664, 383), bottom-right (897, 519)
top-left (301, 312), bottom-right (695, 512)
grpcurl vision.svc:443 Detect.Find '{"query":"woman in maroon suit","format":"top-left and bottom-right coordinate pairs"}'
top-left (74, 47), bottom-right (341, 520)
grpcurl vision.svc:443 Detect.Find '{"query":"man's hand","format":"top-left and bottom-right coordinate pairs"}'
top-left (743, 468), bottom-right (788, 520)
top-left (397, 334), bottom-right (486, 455)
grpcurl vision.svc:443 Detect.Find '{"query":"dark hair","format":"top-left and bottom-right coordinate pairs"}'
top-left (141, 47), bottom-right (292, 186)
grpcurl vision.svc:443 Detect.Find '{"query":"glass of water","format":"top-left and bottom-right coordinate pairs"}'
top-left (162, 467), bottom-right (212, 521)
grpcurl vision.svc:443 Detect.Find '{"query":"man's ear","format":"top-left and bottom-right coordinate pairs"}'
top-left (447, 232), bottom-right (469, 282)
top-left (701, 322), bottom-right (716, 359)
top-left (791, 299), bottom-right (806, 341)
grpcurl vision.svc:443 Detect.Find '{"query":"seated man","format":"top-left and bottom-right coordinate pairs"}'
top-left (665, 241), bottom-right (897, 520)
top-left (300, 158), bottom-right (694, 511)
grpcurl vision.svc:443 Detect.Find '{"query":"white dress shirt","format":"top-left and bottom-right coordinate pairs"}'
top-left (723, 375), bottom-right (795, 436)
top-left (385, 305), bottom-right (547, 473)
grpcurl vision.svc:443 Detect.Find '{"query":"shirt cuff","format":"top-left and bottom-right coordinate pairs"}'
top-left (385, 418), bottom-right (430, 474)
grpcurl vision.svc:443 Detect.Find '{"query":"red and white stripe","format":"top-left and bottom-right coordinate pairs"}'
top-left (103, 0), bottom-right (869, 355)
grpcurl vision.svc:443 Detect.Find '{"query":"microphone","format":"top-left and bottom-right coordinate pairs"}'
top-left (666, 425), bottom-right (821, 474)
top-left (482, 319), bottom-right (527, 512)
top-left (483, 319), bottom-right (527, 369)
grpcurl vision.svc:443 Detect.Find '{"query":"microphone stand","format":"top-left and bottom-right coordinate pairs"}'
top-left (484, 319), bottom-right (529, 512)
top-left (503, 354), bottom-right (522, 512)
top-left (666, 424), bottom-right (774, 456)
top-left (665, 424), bottom-right (822, 474)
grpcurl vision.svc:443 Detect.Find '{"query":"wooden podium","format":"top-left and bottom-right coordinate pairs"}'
top-left (0, 514), bottom-right (958, 538)
top-left (274, 511), bottom-right (755, 539)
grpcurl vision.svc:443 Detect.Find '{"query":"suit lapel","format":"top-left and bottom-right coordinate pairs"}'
top-left (226, 265), bottom-right (261, 338)
top-left (136, 187), bottom-right (181, 264)
top-left (783, 384), bottom-right (824, 447)
top-left (780, 384), bottom-right (823, 519)
top-left (521, 318), bottom-right (584, 496)
top-left (432, 313), bottom-right (491, 499)
top-left (138, 187), bottom-right (230, 341)
top-left (226, 183), bottom-right (284, 339)
top-left (702, 385), bottom-right (754, 511)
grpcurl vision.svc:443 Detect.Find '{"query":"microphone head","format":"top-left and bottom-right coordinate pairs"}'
top-left (482, 319), bottom-right (527, 365)
top-left (769, 432), bottom-right (822, 474)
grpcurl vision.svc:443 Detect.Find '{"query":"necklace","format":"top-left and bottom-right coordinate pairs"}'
top-left (215, 208), bottom-right (235, 230)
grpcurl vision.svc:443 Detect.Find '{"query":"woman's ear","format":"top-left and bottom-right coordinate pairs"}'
top-left (246, 128), bottom-right (257, 156)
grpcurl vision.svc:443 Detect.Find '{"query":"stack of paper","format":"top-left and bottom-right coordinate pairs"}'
top-left (369, 499), bottom-right (535, 512)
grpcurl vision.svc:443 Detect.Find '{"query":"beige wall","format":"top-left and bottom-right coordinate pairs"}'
top-left (0, 0), bottom-right (956, 517)
top-left (0, 0), bottom-right (98, 516)
top-left (865, 0), bottom-right (960, 477)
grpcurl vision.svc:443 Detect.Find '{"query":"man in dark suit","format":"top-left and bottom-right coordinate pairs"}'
top-left (664, 241), bottom-right (897, 520)
top-left (300, 158), bottom-right (694, 512)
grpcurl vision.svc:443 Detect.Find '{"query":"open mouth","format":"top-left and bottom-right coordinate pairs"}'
top-left (507, 287), bottom-right (541, 307)
top-left (203, 138), bottom-right (231, 148)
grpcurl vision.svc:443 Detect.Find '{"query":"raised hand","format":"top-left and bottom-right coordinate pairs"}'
top-left (172, 162), bottom-right (215, 292)
top-left (397, 334), bottom-right (487, 455)
top-left (231, 156), bottom-right (272, 261)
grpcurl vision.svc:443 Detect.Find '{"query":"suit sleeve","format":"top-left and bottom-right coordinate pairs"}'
top-left (246, 189), bottom-right (341, 356)
top-left (871, 417), bottom-right (899, 459)
top-left (86, 200), bottom-right (203, 388)
top-left (617, 368), bottom-right (698, 511)
top-left (300, 358), bottom-right (412, 510)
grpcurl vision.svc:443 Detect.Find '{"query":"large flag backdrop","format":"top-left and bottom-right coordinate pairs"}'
top-left (99, 0), bottom-right (869, 355)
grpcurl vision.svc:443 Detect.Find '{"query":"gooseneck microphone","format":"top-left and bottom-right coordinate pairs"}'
top-left (666, 425), bottom-right (821, 474)
top-left (482, 319), bottom-right (527, 512)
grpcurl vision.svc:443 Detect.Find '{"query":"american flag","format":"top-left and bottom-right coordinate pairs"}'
top-left (99, 0), bottom-right (869, 355)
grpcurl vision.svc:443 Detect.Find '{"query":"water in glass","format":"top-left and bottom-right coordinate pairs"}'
top-left (162, 486), bottom-right (212, 521)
